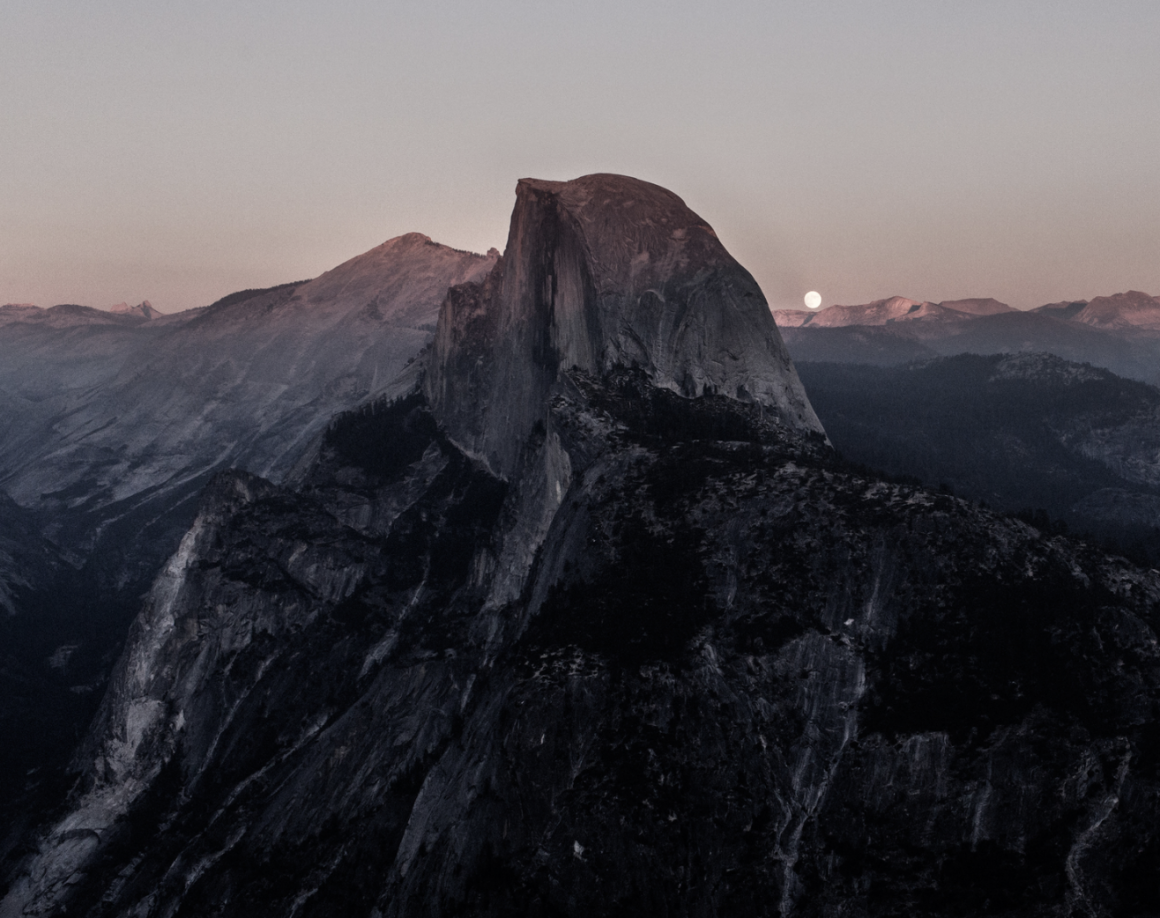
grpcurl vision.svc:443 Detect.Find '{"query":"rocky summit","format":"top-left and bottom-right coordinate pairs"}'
top-left (426, 174), bottom-right (823, 480)
top-left (5, 176), bottom-right (1160, 918)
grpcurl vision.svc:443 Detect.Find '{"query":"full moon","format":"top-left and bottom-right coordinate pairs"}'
top-left (804, 291), bottom-right (822, 309)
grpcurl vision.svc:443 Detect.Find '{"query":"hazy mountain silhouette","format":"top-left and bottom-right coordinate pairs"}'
top-left (776, 291), bottom-right (1160, 384)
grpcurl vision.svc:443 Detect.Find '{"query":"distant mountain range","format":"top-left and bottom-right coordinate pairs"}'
top-left (775, 295), bottom-right (1016, 328)
top-left (774, 291), bottom-right (1160, 384)
top-left (0, 301), bottom-right (172, 329)
top-left (779, 290), bottom-right (1160, 560)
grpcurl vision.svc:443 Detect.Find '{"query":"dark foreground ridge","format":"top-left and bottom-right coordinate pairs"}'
top-left (4, 176), bottom-right (1160, 917)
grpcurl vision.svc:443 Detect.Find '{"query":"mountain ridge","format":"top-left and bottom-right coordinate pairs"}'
top-left (774, 289), bottom-right (1159, 330)
top-left (775, 290), bottom-right (1160, 384)
top-left (796, 351), bottom-right (1160, 564)
top-left (0, 234), bottom-right (497, 852)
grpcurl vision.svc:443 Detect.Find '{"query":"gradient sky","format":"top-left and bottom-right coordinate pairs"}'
top-left (3, 0), bottom-right (1158, 314)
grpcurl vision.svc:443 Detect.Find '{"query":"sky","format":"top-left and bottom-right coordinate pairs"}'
top-left (2, 0), bottom-right (1158, 314)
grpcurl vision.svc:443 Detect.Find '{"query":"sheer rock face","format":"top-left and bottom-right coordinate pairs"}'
top-left (425, 174), bottom-right (822, 479)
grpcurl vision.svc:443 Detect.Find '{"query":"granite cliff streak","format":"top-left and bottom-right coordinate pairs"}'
top-left (5, 177), bottom-right (1160, 918)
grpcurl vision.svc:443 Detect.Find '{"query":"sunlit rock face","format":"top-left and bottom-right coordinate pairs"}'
top-left (426, 173), bottom-right (822, 479)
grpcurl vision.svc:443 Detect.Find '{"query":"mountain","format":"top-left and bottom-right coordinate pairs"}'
top-left (936, 297), bottom-right (1016, 317)
top-left (771, 324), bottom-right (940, 366)
top-left (7, 176), bottom-right (1160, 918)
top-left (774, 295), bottom-right (1013, 330)
top-left (796, 353), bottom-right (1160, 561)
top-left (107, 301), bottom-right (162, 320)
top-left (775, 293), bottom-right (1160, 385)
top-left (0, 303), bottom-right (161, 329)
top-left (1035, 299), bottom-right (1093, 321)
top-left (1066, 291), bottom-right (1160, 334)
top-left (1031, 291), bottom-right (1160, 334)
top-left (0, 233), bottom-right (497, 557)
top-left (0, 234), bottom-right (496, 853)
top-left (0, 233), bottom-right (497, 600)
top-left (425, 174), bottom-right (822, 481)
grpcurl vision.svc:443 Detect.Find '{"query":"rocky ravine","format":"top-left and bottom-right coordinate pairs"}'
top-left (5, 175), bottom-right (1160, 918)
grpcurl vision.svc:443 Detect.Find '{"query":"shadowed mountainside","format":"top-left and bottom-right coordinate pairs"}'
top-left (0, 234), bottom-right (497, 564)
top-left (797, 353), bottom-right (1160, 563)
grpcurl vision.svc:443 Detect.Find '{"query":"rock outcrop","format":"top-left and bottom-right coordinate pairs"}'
top-left (426, 174), bottom-right (822, 479)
